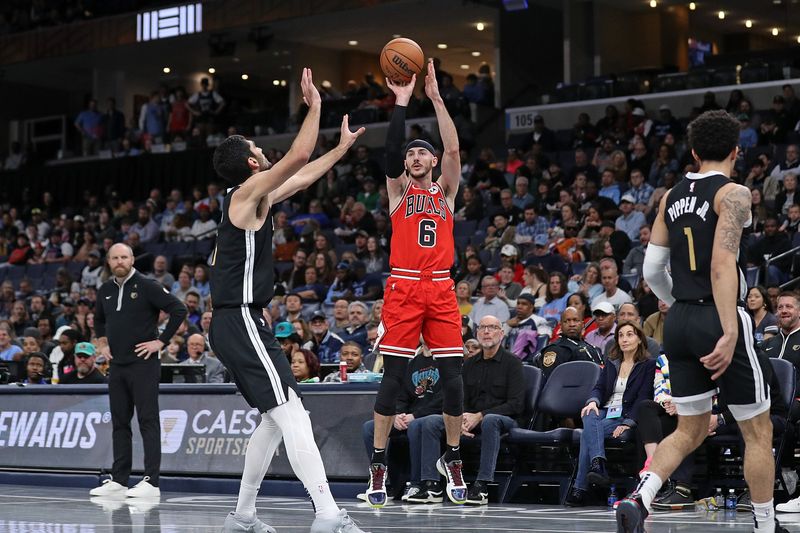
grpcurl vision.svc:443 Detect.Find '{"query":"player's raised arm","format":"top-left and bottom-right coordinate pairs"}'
top-left (642, 191), bottom-right (675, 306)
top-left (424, 59), bottom-right (460, 197)
top-left (384, 74), bottom-right (416, 188)
top-left (701, 183), bottom-right (752, 379)
top-left (269, 115), bottom-right (365, 205)
top-left (236, 68), bottom-right (321, 203)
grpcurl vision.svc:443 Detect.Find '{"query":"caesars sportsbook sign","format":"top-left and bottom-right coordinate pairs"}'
top-left (0, 387), bottom-right (375, 478)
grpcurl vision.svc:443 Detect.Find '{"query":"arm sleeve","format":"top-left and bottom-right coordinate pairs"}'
top-left (642, 243), bottom-right (675, 305)
top-left (385, 105), bottom-right (407, 179)
top-left (147, 281), bottom-right (188, 343)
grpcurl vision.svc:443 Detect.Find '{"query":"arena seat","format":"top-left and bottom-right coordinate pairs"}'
top-left (571, 262), bottom-right (588, 277)
top-left (702, 358), bottom-right (796, 495)
top-left (500, 361), bottom-right (601, 503)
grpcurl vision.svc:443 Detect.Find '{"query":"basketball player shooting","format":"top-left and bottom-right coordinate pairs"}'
top-left (616, 110), bottom-right (785, 533)
top-left (209, 68), bottom-right (367, 533)
top-left (366, 59), bottom-right (467, 507)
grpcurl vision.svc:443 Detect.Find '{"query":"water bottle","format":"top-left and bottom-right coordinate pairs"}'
top-left (726, 489), bottom-right (736, 510)
top-left (339, 359), bottom-right (348, 382)
top-left (714, 488), bottom-right (724, 509)
top-left (607, 484), bottom-right (618, 507)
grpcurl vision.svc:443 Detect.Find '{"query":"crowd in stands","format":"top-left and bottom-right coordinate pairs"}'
top-left (1, 59), bottom-right (493, 168)
top-left (1, 78), bottom-right (800, 507)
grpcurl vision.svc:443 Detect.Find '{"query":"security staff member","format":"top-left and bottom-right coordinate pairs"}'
top-left (534, 306), bottom-right (602, 379)
top-left (90, 243), bottom-right (186, 499)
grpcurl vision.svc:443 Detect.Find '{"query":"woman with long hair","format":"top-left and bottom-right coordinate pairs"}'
top-left (454, 186), bottom-right (485, 222)
top-left (746, 286), bottom-right (778, 344)
top-left (540, 271), bottom-right (570, 324)
top-left (312, 251), bottom-right (335, 285)
top-left (364, 236), bottom-right (388, 274)
top-left (291, 349), bottom-right (321, 383)
top-left (566, 321), bottom-right (656, 506)
top-left (579, 204), bottom-right (603, 239)
top-left (313, 232), bottom-right (339, 266)
top-left (568, 262), bottom-right (603, 301)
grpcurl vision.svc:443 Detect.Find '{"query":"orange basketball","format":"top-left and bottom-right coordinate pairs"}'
top-left (380, 38), bottom-right (424, 84)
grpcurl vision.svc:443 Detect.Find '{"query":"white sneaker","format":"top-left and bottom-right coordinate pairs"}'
top-left (126, 476), bottom-right (161, 498)
top-left (783, 469), bottom-right (798, 496)
top-left (128, 498), bottom-right (159, 514)
top-left (90, 496), bottom-right (127, 511)
top-left (777, 496), bottom-right (800, 513)
top-left (310, 509), bottom-right (369, 533)
top-left (90, 479), bottom-right (127, 497)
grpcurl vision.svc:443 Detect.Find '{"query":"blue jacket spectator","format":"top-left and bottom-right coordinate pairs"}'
top-left (304, 311), bottom-right (345, 364)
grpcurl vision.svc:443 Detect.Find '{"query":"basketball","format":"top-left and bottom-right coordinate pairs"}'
top-left (380, 38), bottom-right (424, 84)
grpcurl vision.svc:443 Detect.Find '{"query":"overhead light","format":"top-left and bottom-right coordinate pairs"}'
top-left (437, 43), bottom-right (448, 49)
top-left (280, 80), bottom-right (287, 87)
top-left (241, 74), bottom-right (249, 80)
top-left (272, 79), bottom-right (280, 86)
top-left (797, 35), bottom-right (800, 43)
top-left (392, 34), bottom-right (401, 38)
top-left (208, 67), bottom-right (216, 74)
top-left (476, 22), bottom-right (485, 31)
top-left (162, 67), bottom-right (171, 74)
top-left (471, 51), bottom-right (481, 57)
top-left (689, 2), bottom-right (696, 10)
top-left (649, 0), bottom-right (657, 7)
top-left (348, 40), bottom-right (358, 46)
top-left (717, 11), bottom-right (725, 20)
top-left (745, 20), bottom-right (753, 28)
top-left (772, 27), bottom-right (779, 36)
top-left (460, 64), bottom-right (470, 70)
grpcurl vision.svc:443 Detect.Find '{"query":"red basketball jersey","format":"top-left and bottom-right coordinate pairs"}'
top-left (389, 181), bottom-right (454, 272)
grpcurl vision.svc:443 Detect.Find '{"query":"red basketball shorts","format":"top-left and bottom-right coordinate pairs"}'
top-left (376, 270), bottom-right (464, 359)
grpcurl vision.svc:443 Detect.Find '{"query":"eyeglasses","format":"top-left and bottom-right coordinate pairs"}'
top-left (476, 325), bottom-right (502, 332)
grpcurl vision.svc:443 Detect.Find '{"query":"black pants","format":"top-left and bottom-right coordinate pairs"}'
top-left (109, 360), bottom-right (161, 486)
top-left (636, 400), bottom-right (693, 483)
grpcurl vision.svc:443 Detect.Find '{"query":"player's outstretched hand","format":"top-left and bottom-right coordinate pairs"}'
top-left (700, 334), bottom-right (736, 380)
top-left (337, 114), bottom-right (366, 150)
top-left (385, 73), bottom-right (416, 106)
top-left (423, 58), bottom-right (441, 102)
top-left (300, 67), bottom-right (321, 108)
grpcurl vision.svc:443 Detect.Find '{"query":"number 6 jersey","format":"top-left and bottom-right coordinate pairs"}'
top-left (389, 181), bottom-right (455, 272)
top-left (664, 171), bottom-right (747, 302)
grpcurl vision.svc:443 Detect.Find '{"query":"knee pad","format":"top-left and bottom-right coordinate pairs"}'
top-left (438, 356), bottom-right (464, 417)
top-left (374, 355), bottom-right (408, 416)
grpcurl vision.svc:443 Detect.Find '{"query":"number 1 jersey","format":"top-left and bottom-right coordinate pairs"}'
top-left (389, 181), bottom-right (454, 272)
top-left (664, 172), bottom-right (747, 302)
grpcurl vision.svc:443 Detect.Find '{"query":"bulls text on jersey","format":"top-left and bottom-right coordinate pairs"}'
top-left (404, 191), bottom-right (448, 221)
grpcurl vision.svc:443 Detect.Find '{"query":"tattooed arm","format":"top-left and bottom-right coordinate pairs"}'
top-left (700, 183), bottom-right (752, 380)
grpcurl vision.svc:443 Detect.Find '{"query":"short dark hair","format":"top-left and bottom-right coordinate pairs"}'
top-left (213, 135), bottom-right (253, 185)
top-left (687, 110), bottom-right (739, 162)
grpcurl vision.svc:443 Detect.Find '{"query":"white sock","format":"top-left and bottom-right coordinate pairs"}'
top-left (634, 472), bottom-right (663, 512)
top-left (236, 414), bottom-right (283, 518)
top-left (269, 389), bottom-right (339, 520)
top-left (752, 499), bottom-right (775, 533)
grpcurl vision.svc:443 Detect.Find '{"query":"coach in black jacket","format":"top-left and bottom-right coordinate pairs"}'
top-left (91, 243), bottom-right (186, 498)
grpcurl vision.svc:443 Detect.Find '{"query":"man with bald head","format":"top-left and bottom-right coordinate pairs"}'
top-left (92, 242), bottom-right (187, 499)
top-left (417, 315), bottom-right (525, 506)
top-left (180, 333), bottom-right (225, 383)
top-left (535, 306), bottom-right (602, 379)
